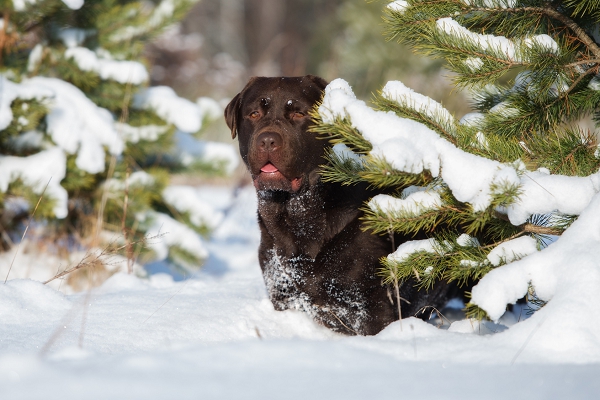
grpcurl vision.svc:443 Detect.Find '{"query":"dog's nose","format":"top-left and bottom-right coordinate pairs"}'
top-left (257, 132), bottom-right (283, 152)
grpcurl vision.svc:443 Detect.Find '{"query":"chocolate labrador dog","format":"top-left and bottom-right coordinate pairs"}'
top-left (225, 75), bottom-right (450, 335)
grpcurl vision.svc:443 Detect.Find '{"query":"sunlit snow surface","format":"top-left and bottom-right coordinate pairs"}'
top-left (1, 186), bottom-right (599, 399)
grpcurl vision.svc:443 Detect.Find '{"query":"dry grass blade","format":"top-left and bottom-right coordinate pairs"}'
top-left (121, 168), bottom-right (134, 274)
top-left (511, 314), bottom-right (547, 365)
top-left (39, 304), bottom-right (79, 357)
top-left (94, 155), bottom-right (117, 245)
top-left (141, 278), bottom-right (189, 324)
top-left (42, 233), bottom-right (164, 285)
top-left (4, 178), bottom-right (51, 284)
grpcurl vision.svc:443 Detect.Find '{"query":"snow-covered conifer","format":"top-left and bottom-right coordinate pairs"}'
top-left (0, 0), bottom-right (238, 279)
top-left (312, 0), bottom-right (600, 320)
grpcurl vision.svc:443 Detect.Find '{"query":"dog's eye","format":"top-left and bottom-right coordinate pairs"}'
top-left (249, 111), bottom-right (260, 119)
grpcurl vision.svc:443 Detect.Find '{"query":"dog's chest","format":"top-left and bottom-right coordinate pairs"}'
top-left (261, 247), bottom-right (370, 333)
top-left (262, 249), bottom-right (311, 309)
top-left (260, 189), bottom-right (325, 237)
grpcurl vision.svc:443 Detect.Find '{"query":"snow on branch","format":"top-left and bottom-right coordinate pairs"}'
top-left (141, 211), bottom-right (208, 262)
top-left (65, 47), bottom-right (149, 85)
top-left (134, 86), bottom-right (210, 133)
top-left (28, 77), bottom-right (124, 174)
top-left (0, 148), bottom-right (68, 218)
top-left (386, 1), bottom-right (408, 13)
top-left (163, 186), bottom-right (225, 231)
top-left (109, 0), bottom-right (195, 43)
top-left (1, 76), bottom-right (123, 175)
top-left (472, 192), bottom-right (600, 322)
top-left (369, 189), bottom-right (442, 216)
top-left (381, 80), bottom-right (457, 137)
top-left (319, 79), bottom-right (600, 222)
top-left (175, 132), bottom-right (239, 175)
top-left (460, 0), bottom-right (517, 8)
top-left (387, 238), bottom-right (444, 263)
top-left (436, 17), bottom-right (559, 67)
top-left (12, 0), bottom-right (83, 11)
top-left (0, 76), bottom-right (53, 130)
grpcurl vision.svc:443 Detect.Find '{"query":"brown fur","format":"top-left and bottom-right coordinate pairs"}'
top-left (225, 76), bottom-right (451, 335)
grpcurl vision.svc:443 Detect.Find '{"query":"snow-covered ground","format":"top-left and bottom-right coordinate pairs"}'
top-left (1, 185), bottom-right (599, 399)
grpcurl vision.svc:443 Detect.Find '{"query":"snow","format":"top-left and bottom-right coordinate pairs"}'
top-left (387, 238), bottom-right (442, 263)
top-left (332, 143), bottom-right (364, 163)
top-left (0, 76), bottom-right (124, 174)
top-left (12, 0), bottom-right (83, 11)
top-left (57, 29), bottom-right (89, 48)
top-left (523, 34), bottom-right (559, 53)
top-left (196, 96), bottom-right (223, 121)
top-left (459, 112), bottom-right (484, 126)
top-left (27, 44), bottom-right (44, 72)
top-left (464, 56), bottom-right (484, 71)
top-left (140, 211), bottom-right (208, 262)
top-left (26, 77), bottom-right (124, 174)
top-left (369, 190), bottom-right (442, 215)
top-left (134, 86), bottom-right (206, 133)
top-left (472, 191), bottom-right (600, 325)
top-left (461, 0), bottom-right (517, 7)
top-left (0, 147), bottom-right (68, 218)
top-left (162, 185), bottom-right (225, 230)
top-left (456, 233), bottom-right (480, 247)
top-left (505, 169), bottom-right (600, 225)
top-left (382, 80), bottom-right (454, 131)
top-left (0, 75), bottom-right (54, 130)
top-left (320, 78), bottom-right (600, 219)
top-left (486, 236), bottom-right (538, 266)
top-left (589, 75), bottom-right (600, 91)
top-left (104, 170), bottom-right (155, 191)
top-left (65, 47), bottom-right (149, 85)
top-left (437, 17), bottom-right (518, 60)
top-left (2, 185), bottom-right (600, 398)
top-left (109, 0), bottom-right (183, 43)
top-left (61, 0), bottom-right (83, 9)
top-left (387, 1), bottom-right (408, 13)
top-left (115, 122), bottom-right (169, 143)
top-left (436, 18), bottom-right (560, 62)
top-left (176, 131), bottom-right (240, 174)
top-left (7, 130), bottom-right (44, 151)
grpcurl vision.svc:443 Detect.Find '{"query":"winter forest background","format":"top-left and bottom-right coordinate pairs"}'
top-left (1, 0), bottom-right (600, 399)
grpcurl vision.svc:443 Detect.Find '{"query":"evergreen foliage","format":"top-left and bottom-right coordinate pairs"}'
top-left (313, 0), bottom-right (600, 320)
top-left (0, 0), bottom-right (232, 275)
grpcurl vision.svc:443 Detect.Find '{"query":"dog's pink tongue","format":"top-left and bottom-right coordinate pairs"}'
top-left (261, 163), bottom-right (278, 173)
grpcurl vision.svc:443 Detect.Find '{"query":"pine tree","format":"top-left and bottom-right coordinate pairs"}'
top-left (0, 0), bottom-right (236, 281)
top-left (312, 0), bottom-right (600, 320)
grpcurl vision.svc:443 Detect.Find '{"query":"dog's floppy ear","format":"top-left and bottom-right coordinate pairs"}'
top-left (224, 92), bottom-right (242, 139)
top-left (225, 77), bottom-right (259, 139)
top-left (306, 75), bottom-right (329, 91)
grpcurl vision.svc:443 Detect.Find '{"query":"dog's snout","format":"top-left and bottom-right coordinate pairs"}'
top-left (257, 132), bottom-right (283, 152)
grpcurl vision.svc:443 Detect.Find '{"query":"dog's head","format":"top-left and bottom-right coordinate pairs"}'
top-left (225, 75), bottom-right (328, 193)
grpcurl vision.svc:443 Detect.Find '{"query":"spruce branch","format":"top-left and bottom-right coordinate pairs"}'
top-left (462, 6), bottom-right (600, 58)
top-left (540, 5), bottom-right (600, 59)
top-left (464, 301), bottom-right (489, 320)
top-left (373, 95), bottom-right (459, 144)
top-left (309, 111), bottom-right (373, 154)
top-left (555, 66), bottom-right (598, 101)
top-left (566, 59), bottom-right (600, 68)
